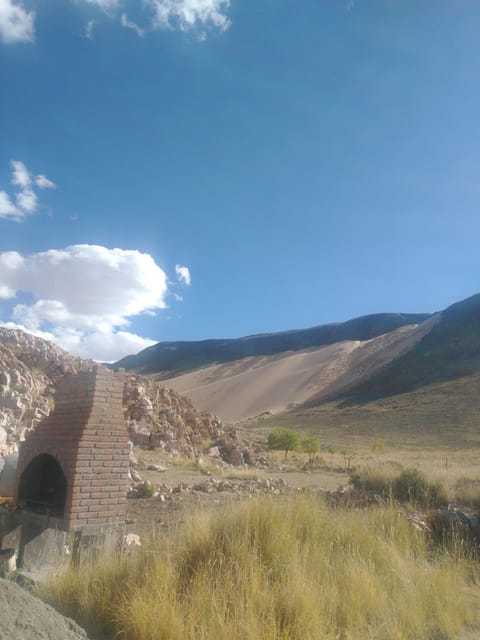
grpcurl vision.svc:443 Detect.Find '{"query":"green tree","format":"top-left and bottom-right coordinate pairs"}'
top-left (267, 428), bottom-right (300, 459)
top-left (301, 435), bottom-right (320, 462)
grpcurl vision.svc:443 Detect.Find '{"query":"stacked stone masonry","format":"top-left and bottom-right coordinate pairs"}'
top-left (15, 366), bottom-right (129, 530)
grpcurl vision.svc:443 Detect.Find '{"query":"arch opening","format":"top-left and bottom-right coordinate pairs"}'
top-left (17, 454), bottom-right (67, 517)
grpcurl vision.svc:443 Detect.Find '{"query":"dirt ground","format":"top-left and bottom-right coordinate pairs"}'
top-left (126, 456), bottom-right (350, 536)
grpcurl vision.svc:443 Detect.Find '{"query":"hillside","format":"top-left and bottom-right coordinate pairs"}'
top-left (160, 320), bottom-right (436, 423)
top-left (338, 293), bottom-right (480, 403)
top-left (113, 294), bottom-right (480, 425)
top-left (115, 312), bottom-right (431, 377)
top-left (0, 328), bottom-right (222, 457)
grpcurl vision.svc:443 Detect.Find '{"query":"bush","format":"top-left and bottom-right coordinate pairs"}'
top-left (393, 469), bottom-right (447, 506)
top-left (267, 428), bottom-right (300, 459)
top-left (350, 467), bottom-right (448, 507)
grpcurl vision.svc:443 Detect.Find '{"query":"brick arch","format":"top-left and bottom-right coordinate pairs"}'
top-left (17, 453), bottom-right (67, 517)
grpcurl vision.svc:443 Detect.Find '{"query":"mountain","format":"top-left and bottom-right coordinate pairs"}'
top-left (113, 311), bottom-right (433, 423)
top-left (115, 312), bottom-right (431, 377)
top-left (113, 295), bottom-right (480, 424)
top-left (337, 293), bottom-right (480, 403)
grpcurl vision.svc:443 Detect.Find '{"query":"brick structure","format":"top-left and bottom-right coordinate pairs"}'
top-left (15, 366), bottom-right (129, 531)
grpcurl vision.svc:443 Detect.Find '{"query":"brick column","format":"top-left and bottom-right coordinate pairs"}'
top-left (16, 366), bottom-right (129, 531)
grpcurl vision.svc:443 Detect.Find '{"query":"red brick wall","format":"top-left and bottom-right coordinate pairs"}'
top-left (16, 366), bottom-right (129, 530)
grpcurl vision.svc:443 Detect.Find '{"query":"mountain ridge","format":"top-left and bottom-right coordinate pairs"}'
top-left (113, 294), bottom-right (480, 424)
top-left (115, 311), bottom-right (432, 378)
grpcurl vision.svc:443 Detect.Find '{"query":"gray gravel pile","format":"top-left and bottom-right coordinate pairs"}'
top-left (0, 578), bottom-right (91, 640)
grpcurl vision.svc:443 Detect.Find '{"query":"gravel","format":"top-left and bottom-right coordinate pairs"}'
top-left (0, 578), bottom-right (91, 640)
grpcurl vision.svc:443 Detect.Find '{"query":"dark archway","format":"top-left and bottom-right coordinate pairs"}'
top-left (17, 454), bottom-right (67, 517)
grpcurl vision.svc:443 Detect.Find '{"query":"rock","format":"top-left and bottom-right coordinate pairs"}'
top-left (193, 481), bottom-right (215, 493)
top-left (214, 436), bottom-right (245, 466)
top-left (130, 468), bottom-right (142, 483)
top-left (128, 480), bottom-right (154, 499)
top-left (0, 453), bottom-right (18, 497)
top-left (129, 452), bottom-right (139, 468)
top-left (123, 533), bottom-right (141, 548)
top-left (129, 422), bottom-right (151, 447)
top-left (147, 464), bottom-right (167, 472)
top-left (0, 327), bottom-right (234, 461)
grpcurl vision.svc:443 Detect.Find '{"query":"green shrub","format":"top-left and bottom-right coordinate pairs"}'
top-left (267, 428), bottom-right (300, 459)
top-left (350, 467), bottom-right (448, 507)
top-left (393, 468), bottom-right (447, 506)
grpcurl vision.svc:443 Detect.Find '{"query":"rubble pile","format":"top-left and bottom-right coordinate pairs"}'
top-left (128, 476), bottom-right (291, 500)
top-left (0, 328), bottom-right (241, 462)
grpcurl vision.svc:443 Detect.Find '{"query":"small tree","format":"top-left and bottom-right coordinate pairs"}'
top-left (267, 428), bottom-right (300, 459)
top-left (301, 435), bottom-right (320, 462)
top-left (328, 446), bottom-right (337, 466)
top-left (371, 438), bottom-right (385, 454)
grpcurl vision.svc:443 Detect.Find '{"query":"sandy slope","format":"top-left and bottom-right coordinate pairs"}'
top-left (163, 316), bottom-right (439, 423)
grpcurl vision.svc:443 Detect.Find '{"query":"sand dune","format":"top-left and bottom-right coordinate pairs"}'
top-left (162, 316), bottom-right (439, 423)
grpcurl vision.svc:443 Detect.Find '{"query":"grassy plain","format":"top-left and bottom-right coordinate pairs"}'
top-left (254, 373), bottom-right (480, 498)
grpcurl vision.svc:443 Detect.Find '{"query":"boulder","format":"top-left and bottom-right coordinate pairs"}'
top-left (0, 453), bottom-right (18, 497)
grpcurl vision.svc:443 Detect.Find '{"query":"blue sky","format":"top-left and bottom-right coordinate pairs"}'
top-left (1, 0), bottom-right (479, 361)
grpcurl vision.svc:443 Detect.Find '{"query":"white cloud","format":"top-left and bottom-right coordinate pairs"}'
top-left (84, 19), bottom-right (95, 39)
top-left (175, 264), bottom-right (191, 286)
top-left (0, 191), bottom-right (19, 221)
top-left (16, 188), bottom-right (37, 213)
top-left (121, 13), bottom-right (145, 36)
top-left (78, 0), bottom-right (231, 36)
top-left (0, 0), bottom-right (34, 44)
top-left (0, 245), bottom-right (181, 361)
top-left (0, 159), bottom-right (55, 221)
top-left (147, 0), bottom-right (230, 32)
top-left (83, 0), bottom-right (120, 11)
top-left (11, 160), bottom-right (31, 188)
top-left (35, 174), bottom-right (55, 189)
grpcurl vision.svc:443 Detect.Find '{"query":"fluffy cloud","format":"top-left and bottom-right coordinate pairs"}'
top-left (175, 264), bottom-right (191, 286)
top-left (0, 0), bottom-right (34, 44)
top-left (0, 160), bottom-right (55, 222)
top-left (0, 245), bottom-right (180, 361)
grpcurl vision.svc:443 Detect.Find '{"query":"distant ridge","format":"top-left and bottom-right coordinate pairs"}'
top-left (114, 312), bottom-right (431, 377)
top-left (337, 293), bottom-right (480, 403)
top-left (112, 295), bottom-right (480, 423)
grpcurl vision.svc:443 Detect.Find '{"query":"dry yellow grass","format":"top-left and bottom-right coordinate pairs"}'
top-left (42, 496), bottom-right (480, 640)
